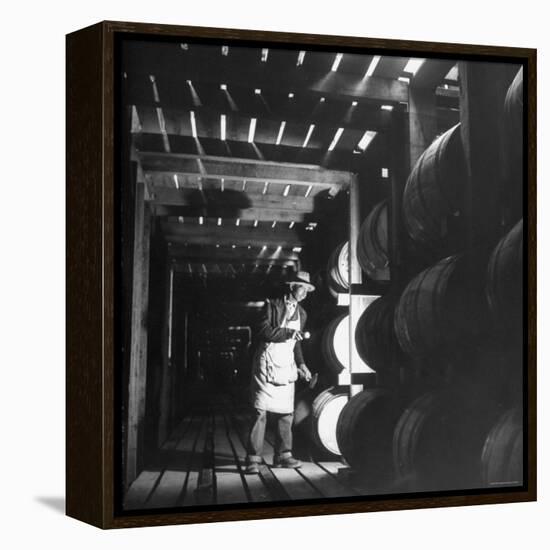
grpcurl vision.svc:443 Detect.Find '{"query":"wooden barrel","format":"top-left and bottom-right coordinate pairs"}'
top-left (310, 386), bottom-right (349, 456)
top-left (481, 407), bottom-right (523, 487)
top-left (357, 201), bottom-right (389, 280)
top-left (393, 386), bottom-right (503, 492)
top-left (502, 68), bottom-right (524, 224)
top-left (326, 242), bottom-right (349, 295)
top-left (321, 314), bottom-right (349, 374)
top-left (486, 219), bottom-right (523, 337)
top-left (336, 389), bottom-right (406, 478)
top-left (355, 295), bottom-right (406, 374)
top-left (293, 375), bottom-right (323, 428)
top-left (504, 67), bottom-right (523, 150)
top-left (402, 123), bottom-right (467, 251)
top-left (394, 253), bottom-right (488, 358)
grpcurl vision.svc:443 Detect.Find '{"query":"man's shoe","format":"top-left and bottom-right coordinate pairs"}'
top-left (245, 462), bottom-right (260, 474)
top-left (273, 453), bottom-right (302, 469)
top-left (244, 455), bottom-right (262, 474)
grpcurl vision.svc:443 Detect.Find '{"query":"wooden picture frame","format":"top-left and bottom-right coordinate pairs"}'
top-left (66, 20), bottom-right (536, 529)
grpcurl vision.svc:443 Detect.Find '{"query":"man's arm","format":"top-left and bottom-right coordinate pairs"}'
top-left (295, 306), bottom-right (312, 380)
top-left (294, 340), bottom-right (305, 365)
top-left (257, 300), bottom-right (294, 343)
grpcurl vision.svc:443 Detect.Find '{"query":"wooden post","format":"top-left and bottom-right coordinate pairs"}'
top-left (388, 105), bottom-right (411, 287)
top-left (388, 105), bottom-right (412, 386)
top-left (344, 173), bottom-right (375, 396)
top-left (126, 181), bottom-right (152, 488)
top-left (408, 86), bottom-right (438, 169)
top-left (158, 260), bottom-right (174, 447)
top-left (459, 61), bottom-right (514, 248)
top-left (183, 311), bottom-right (189, 375)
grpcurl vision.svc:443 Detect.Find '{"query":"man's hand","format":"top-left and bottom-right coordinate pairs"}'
top-left (298, 363), bottom-right (312, 382)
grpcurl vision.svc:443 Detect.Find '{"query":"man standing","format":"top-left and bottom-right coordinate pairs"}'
top-left (245, 271), bottom-right (314, 474)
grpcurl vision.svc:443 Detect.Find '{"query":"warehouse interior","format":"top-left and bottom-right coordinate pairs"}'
top-left (118, 38), bottom-right (524, 510)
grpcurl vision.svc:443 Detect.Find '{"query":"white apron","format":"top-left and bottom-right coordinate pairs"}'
top-left (251, 309), bottom-right (300, 414)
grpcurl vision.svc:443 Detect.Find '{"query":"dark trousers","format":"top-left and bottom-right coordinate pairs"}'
top-left (247, 408), bottom-right (293, 462)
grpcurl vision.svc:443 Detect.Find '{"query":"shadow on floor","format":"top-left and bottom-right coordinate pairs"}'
top-left (35, 496), bottom-right (65, 514)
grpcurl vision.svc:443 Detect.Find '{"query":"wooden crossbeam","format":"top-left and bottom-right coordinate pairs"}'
top-left (163, 222), bottom-right (305, 248)
top-left (134, 104), bottom-right (368, 153)
top-left (136, 134), bottom-right (381, 175)
top-left (173, 257), bottom-right (296, 268)
top-left (154, 205), bottom-right (315, 223)
top-left (168, 245), bottom-right (299, 262)
top-left (131, 102), bottom-right (389, 135)
top-left (125, 60), bottom-right (408, 104)
top-left (140, 152), bottom-right (351, 190)
top-left (176, 264), bottom-right (289, 277)
top-left (148, 187), bottom-right (320, 214)
top-left (173, 260), bottom-right (294, 275)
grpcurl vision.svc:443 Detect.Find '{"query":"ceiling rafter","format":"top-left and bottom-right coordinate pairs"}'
top-left (135, 133), bottom-right (385, 172)
top-left (133, 103), bottom-right (380, 145)
top-left (163, 222), bottom-right (306, 248)
top-left (139, 152), bottom-right (352, 190)
top-left (147, 184), bottom-right (328, 211)
top-left (126, 66), bottom-right (408, 104)
top-left (167, 245), bottom-right (299, 263)
top-left (128, 93), bottom-right (391, 134)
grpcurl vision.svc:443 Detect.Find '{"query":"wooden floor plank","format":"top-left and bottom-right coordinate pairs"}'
top-left (124, 470), bottom-right (162, 510)
top-left (196, 414), bottom-right (215, 505)
top-left (181, 416), bottom-right (210, 506)
top-left (147, 417), bottom-right (204, 508)
top-left (270, 467), bottom-right (320, 500)
top-left (146, 469), bottom-right (188, 508)
top-left (223, 413), bottom-right (247, 459)
top-left (214, 414), bottom-right (248, 505)
top-left (317, 461), bottom-right (350, 475)
top-left (175, 416), bottom-right (201, 453)
top-left (161, 414), bottom-right (193, 451)
top-left (257, 464), bottom-right (290, 501)
top-left (298, 462), bottom-right (359, 498)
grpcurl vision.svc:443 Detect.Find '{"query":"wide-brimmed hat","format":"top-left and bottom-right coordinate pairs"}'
top-left (285, 271), bottom-right (315, 292)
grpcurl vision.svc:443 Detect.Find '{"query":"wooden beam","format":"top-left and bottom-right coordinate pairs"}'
top-left (408, 86), bottom-right (438, 168)
top-left (130, 101), bottom-right (389, 135)
top-left (135, 133), bottom-right (382, 174)
top-left (154, 204), bottom-right (319, 223)
top-left (163, 220), bottom-right (304, 243)
top-left (163, 225), bottom-right (305, 248)
top-left (126, 181), bottom-right (152, 487)
top-left (125, 59), bottom-right (409, 104)
top-left (168, 244), bottom-right (299, 262)
top-left (310, 72), bottom-right (408, 103)
top-left (148, 187), bottom-right (321, 216)
top-left (173, 258), bottom-right (296, 271)
top-left (388, 106), bottom-right (411, 285)
top-left (459, 61), bottom-right (514, 246)
top-left (176, 262), bottom-right (288, 278)
top-left (157, 261), bottom-right (173, 447)
top-left (134, 104), bottom-right (369, 156)
top-left (139, 152), bottom-right (351, 190)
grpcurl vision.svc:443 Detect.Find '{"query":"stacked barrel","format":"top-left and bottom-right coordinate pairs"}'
top-left (295, 243), bottom-right (350, 458)
top-left (326, 241), bottom-right (349, 297)
top-left (357, 201), bottom-right (390, 281)
top-left (502, 67), bottom-right (524, 225)
top-left (334, 68), bottom-right (525, 491)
